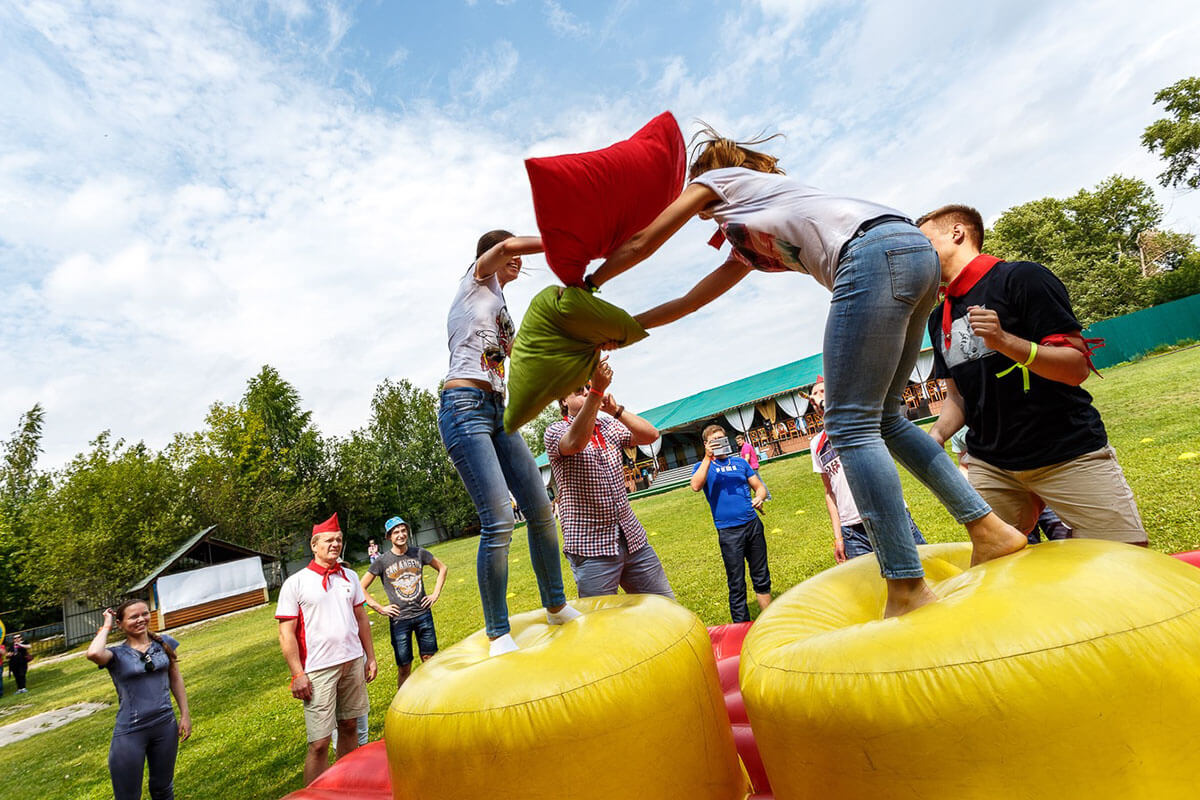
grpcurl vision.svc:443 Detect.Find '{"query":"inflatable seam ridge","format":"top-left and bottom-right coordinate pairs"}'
top-left (742, 602), bottom-right (1200, 677)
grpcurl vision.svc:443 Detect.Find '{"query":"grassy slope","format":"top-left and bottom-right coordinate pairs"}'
top-left (6, 347), bottom-right (1199, 799)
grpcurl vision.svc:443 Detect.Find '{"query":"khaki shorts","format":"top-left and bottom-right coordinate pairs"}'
top-left (968, 445), bottom-right (1148, 544)
top-left (304, 659), bottom-right (369, 742)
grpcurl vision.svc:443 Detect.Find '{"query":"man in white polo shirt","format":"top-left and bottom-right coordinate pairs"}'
top-left (276, 513), bottom-right (377, 783)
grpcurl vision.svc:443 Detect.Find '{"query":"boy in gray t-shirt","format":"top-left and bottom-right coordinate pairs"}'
top-left (360, 516), bottom-right (449, 687)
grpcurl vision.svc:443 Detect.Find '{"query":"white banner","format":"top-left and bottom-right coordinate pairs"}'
top-left (156, 556), bottom-right (267, 614)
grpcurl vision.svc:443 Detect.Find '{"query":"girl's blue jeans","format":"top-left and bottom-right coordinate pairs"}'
top-left (823, 221), bottom-right (991, 579)
top-left (438, 387), bottom-right (566, 636)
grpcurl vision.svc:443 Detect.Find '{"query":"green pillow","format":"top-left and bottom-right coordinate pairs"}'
top-left (504, 287), bottom-right (649, 433)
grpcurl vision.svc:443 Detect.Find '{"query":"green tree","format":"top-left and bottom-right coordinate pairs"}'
top-left (986, 175), bottom-right (1176, 325)
top-left (325, 430), bottom-right (386, 546)
top-left (243, 365), bottom-right (323, 485)
top-left (0, 405), bottom-right (48, 624)
top-left (1142, 76), bottom-right (1200, 190)
top-left (366, 379), bottom-right (476, 539)
top-left (27, 433), bottom-right (191, 604)
top-left (521, 404), bottom-right (561, 457)
top-left (170, 401), bottom-right (317, 570)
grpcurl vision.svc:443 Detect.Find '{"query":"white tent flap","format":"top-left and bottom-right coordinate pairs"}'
top-left (637, 438), bottom-right (663, 458)
top-left (156, 556), bottom-right (267, 614)
top-left (723, 406), bottom-right (756, 433)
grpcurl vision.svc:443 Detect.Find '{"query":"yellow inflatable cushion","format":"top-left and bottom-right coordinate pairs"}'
top-left (740, 540), bottom-right (1200, 800)
top-left (385, 594), bottom-right (748, 800)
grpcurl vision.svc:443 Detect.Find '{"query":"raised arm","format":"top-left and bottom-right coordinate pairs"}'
top-left (690, 438), bottom-right (716, 492)
top-left (557, 358), bottom-right (612, 456)
top-left (589, 183), bottom-right (719, 287)
top-left (475, 236), bottom-right (544, 281)
top-left (86, 608), bottom-right (116, 667)
top-left (634, 257), bottom-right (753, 331)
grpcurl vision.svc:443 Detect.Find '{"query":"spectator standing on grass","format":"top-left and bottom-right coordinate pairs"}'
top-left (809, 376), bottom-right (926, 563)
top-left (691, 424), bottom-right (772, 622)
top-left (8, 634), bottom-right (31, 693)
top-left (87, 599), bottom-right (191, 800)
top-left (367, 539), bottom-right (380, 563)
top-left (276, 513), bottom-right (377, 785)
top-left (545, 357), bottom-right (675, 600)
top-left (920, 205), bottom-right (1147, 545)
top-left (0, 639), bottom-right (7, 698)
top-left (362, 516), bottom-right (448, 689)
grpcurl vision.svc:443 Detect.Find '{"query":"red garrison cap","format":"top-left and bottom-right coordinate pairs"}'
top-left (312, 513), bottom-right (341, 536)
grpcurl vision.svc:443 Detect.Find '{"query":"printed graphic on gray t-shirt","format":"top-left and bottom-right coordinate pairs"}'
top-left (367, 547), bottom-right (435, 619)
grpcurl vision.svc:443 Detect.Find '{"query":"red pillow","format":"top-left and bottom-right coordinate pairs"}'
top-left (525, 111), bottom-right (686, 287)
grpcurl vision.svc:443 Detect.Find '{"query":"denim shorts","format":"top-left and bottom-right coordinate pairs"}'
top-left (390, 611), bottom-right (438, 666)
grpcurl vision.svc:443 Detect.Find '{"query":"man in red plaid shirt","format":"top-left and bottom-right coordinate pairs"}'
top-left (545, 357), bottom-right (675, 599)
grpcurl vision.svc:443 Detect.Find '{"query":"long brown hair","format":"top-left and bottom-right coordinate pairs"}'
top-left (114, 599), bottom-right (178, 663)
top-left (688, 122), bottom-right (786, 181)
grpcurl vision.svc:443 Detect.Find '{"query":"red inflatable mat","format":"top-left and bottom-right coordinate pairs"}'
top-left (1173, 549), bottom-right (1200, 568)
top-left (282, 622), bottom-right (771, 800)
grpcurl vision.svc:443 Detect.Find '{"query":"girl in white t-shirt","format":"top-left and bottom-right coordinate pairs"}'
top-left (438, 230), bottom-right (579, 656)
top-left (587, 129), bottom-right (1025, 618)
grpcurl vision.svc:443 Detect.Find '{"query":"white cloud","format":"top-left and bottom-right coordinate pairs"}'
top-left (544, 0), bottom-right (589, 38)
top-left (2, 0), bottom-right (1199, 472)
top-left (451, 39), bottom-right (519, 102)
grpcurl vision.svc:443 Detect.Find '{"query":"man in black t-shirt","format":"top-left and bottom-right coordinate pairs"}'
top-left (361, 516), bottom-right (449, 687)
top-left (918, 205), bottom-right (1147, 545)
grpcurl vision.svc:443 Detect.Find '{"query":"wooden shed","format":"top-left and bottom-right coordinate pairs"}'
top-left (63, 526), bottom-right (279, 644)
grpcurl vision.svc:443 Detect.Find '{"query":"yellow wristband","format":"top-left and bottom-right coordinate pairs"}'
top-left (996, 342), bottom-right (1038, 393)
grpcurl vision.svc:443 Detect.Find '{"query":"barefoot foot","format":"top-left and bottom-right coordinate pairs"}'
top-left (966, 513), bottom-right (1027, 566)
top-left (883, 578), bottom-right (938, 618)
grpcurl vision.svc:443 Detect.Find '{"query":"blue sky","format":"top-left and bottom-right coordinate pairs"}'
top-left (2, 0), bottom-right (1199, 466)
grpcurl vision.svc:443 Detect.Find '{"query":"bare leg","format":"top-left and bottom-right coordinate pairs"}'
top-left (966, 513), bottom-right (1027, 566)
top-left (304, 737), bottom-right (331, 785)
top-left (755, 592), bottom-right (772, 612)
top-left (397, 663), bottom-right (412, 689)
top-left (334, 718), bottom-right (359, 759)
top-left (884, 578), bottom-right (938, 618)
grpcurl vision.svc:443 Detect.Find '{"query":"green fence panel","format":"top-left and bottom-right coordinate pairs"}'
top-left (1084, 293), bottom-right (1200, 369)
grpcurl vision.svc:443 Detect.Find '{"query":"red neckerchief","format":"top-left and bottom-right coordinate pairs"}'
top-left (306, 560), bottom-right (348, 591)
top-left (563, 415), bottom-right (607, 450)
top-left (1041, 333), bottom-right (1106, 378)
top-left (940, 254), bottom-right (1003, 349)
top-left (708, 228), bottom-right (726, 249)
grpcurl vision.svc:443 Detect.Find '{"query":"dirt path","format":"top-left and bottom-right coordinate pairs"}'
top-left (0, 702), bottom-right (109, 747)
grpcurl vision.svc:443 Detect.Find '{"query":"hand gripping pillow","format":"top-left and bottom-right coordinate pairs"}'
top-left (503, 286), bottom-right (647, 433)
top-left (525, 111), bottom-right (686, 287)
top-left (384, 595), bottom-right (748, 800)
top-left (740, 540), bottom-right (1200, 800)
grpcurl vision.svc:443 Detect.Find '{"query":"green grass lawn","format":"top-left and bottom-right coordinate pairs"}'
top-left (6, 346), bottom-right (1199, 800)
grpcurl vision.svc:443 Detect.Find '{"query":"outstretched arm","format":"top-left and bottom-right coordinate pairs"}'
top-left (589, 183), bottom-right (719, 287)
top-left (634, 257), bottom-right (753, 330)
top-left (474, 236), bottom-right (544, 281)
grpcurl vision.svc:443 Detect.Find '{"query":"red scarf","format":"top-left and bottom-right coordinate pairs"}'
top-left (306, 560), bottom-right (348, 591)
top-left (1041, 333), bottom-right (1106, 377)
top-left (563, 415), bottom-right (608, 450)
top-left (940, 254), bottom-right (1002, 349)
